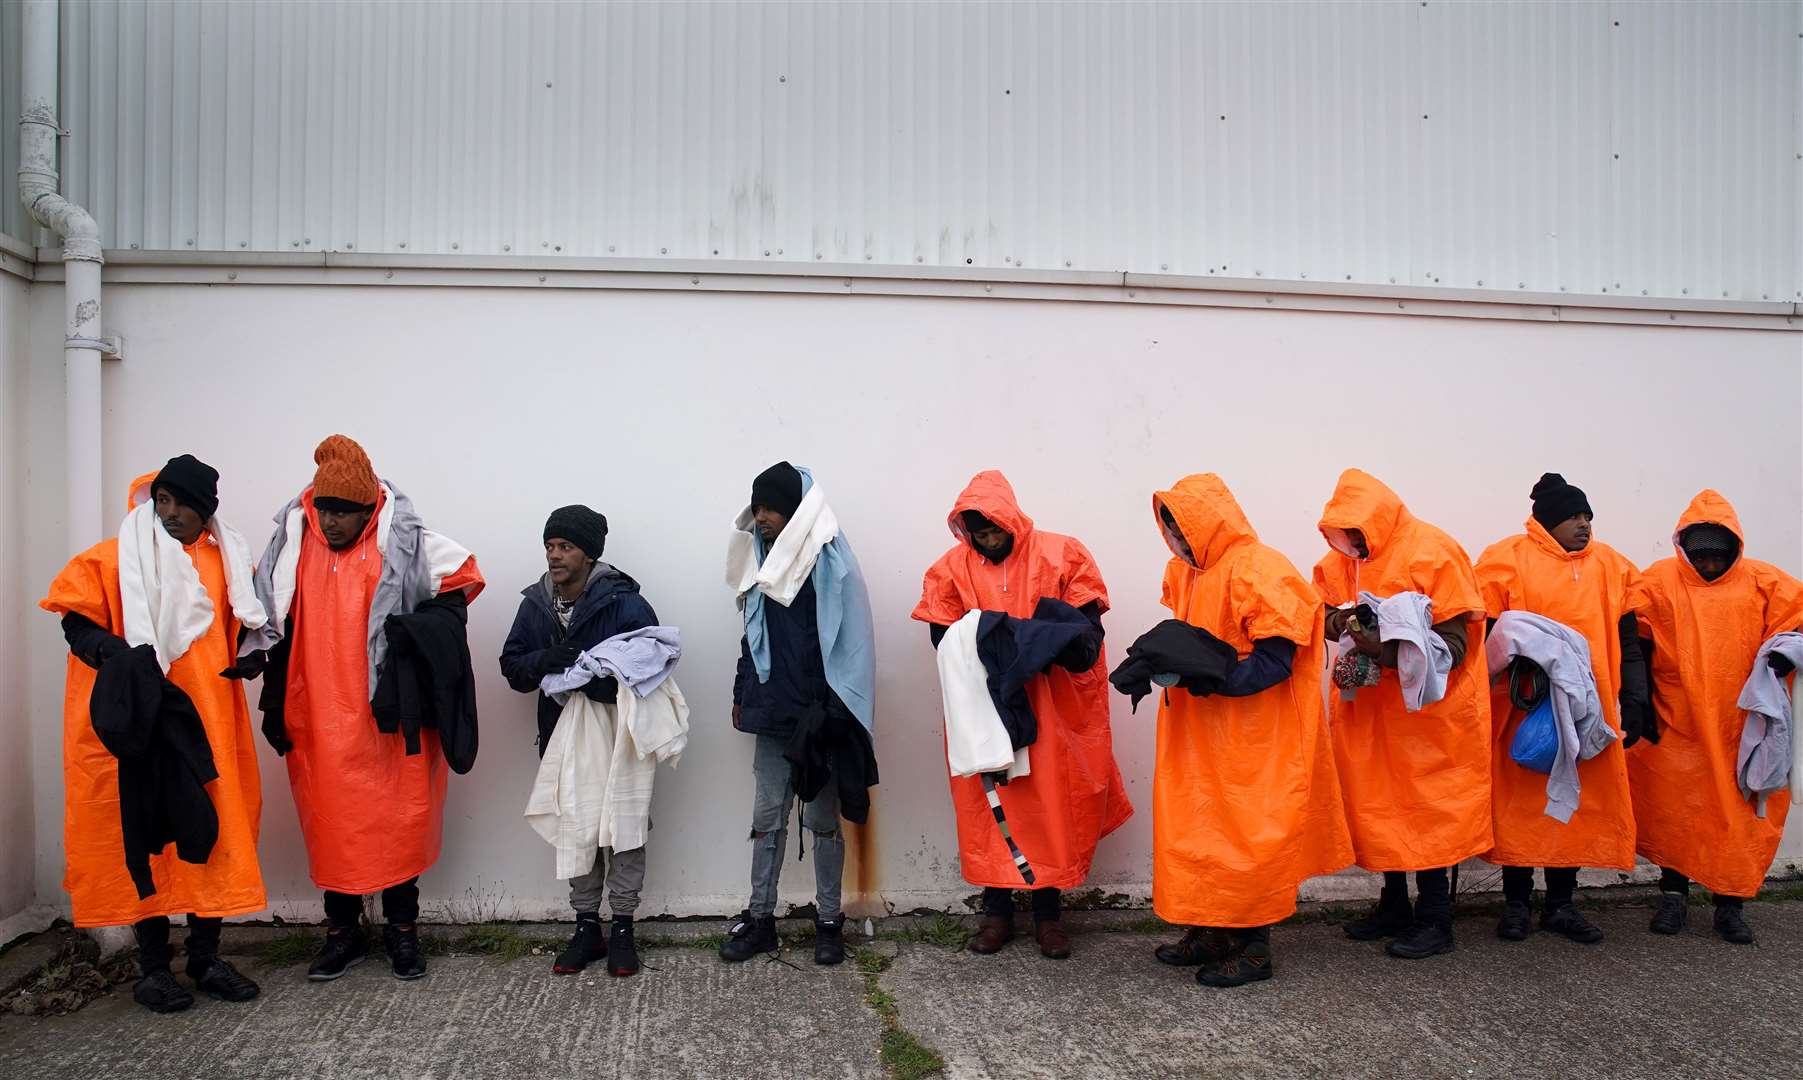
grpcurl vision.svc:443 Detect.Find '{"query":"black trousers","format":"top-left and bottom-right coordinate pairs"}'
top-left (1501, 866), bottom-right (1579, 909)
top-left (1381, 867), bottom-right (1452, 917)
top-left (133, 914), bottom-right (222, 974)
top-left (1659, 867), bottom-right (1744, 908)
top-left (323, 877), bottom-right (421, 928)
top-left (981, 886), bottom-right (1061, 921)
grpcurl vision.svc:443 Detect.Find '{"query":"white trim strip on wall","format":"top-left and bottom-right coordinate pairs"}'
top-left (20, 247), bottom-right (1802, 332)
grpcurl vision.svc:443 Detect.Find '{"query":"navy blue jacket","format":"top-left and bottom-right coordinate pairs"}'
top-left (499, 565), bottom-right (658, 755)
top-left (733, 576), bottom-right (838, 739)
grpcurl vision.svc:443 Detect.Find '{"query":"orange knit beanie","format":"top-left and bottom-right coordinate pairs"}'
top-left (312, 434), bottom-right (379, 506)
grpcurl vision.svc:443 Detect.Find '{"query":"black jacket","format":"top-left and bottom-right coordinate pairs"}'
top-left (783, 696), bottom-right (880, 825)
top-left (974, 597), bottom-right (1105, 751)
top-left (88, 643), bottom-right (220, 900)
top-left (499, 566), bottom-right (658, 755)
top-left (1109, 619), bottom-right (1241, 712)
top-left (734, 577), bottom-right (833, 739)
top-left (373, 590), bottom-right (480, 773)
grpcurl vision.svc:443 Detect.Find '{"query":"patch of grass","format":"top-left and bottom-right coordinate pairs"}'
top-left (853, 947), bottom-right (944, 1080)
top-left (639, 931), bottom-right (728, 951)
top-left (433, 925), bottom-right (562, 961)
top-left (1756, 880), bottom-right (1803, 903)
top-left (882, 913), bottom-right (968, 949)
top-left (1061, 889), bottom-right (1135, 911)
top-left (257, 930), bottom-right (322, 968)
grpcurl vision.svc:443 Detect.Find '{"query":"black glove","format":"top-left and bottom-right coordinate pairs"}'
top-left (1771, 652), bottom-right (1796, 677)
top-left (1620, 695), bottom-right (1660, 748)
top-left (262, 709), bottom-right (293, 756)
top-left (538, 643), bottom-right (583, 677)
top-left (580, 675), bottom-right (620, 704)
top-left (219, 650), bottom-right (268, 681)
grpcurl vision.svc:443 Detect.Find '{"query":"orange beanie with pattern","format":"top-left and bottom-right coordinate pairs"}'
top-left (312, 434), bottom-right (379, 506)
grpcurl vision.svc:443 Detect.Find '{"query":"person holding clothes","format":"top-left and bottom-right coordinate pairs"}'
top-left (500, 505), bottom-right (660, 977)
top-left (1474, 473), bottom-right (1650, 945)
top-left (41, 456), bottom-right (269, 1013)
top-left (913, 470), bottom-right (1133, 960)
top-left (248, 435), bottom-right (484, 982)
top-left (1628, 490), bottom-right (1803, 945)
top-left (1122, 474), bottom-right (1353, 987)
top-left (1313, 468), bottom-right (1491, 960)
top-left (720, 462), bottom-right (878, 967)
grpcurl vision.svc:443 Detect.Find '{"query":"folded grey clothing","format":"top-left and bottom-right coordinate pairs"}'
top-left (1110, 619), bottom-right (1239, 712)
top-left (1736, 631), bottom-right (1803, 816)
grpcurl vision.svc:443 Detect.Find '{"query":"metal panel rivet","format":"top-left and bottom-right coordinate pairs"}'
top-left (238, 241), bottom-right (246, 248)
top-left (399, 241), bottom-right (407, 248)
top-left (305, 238), bottom-right (311, 244)
top-left (764, 250), bottom-right (771, 256)
top-left (545, 82), bottom-right (552, 88)
top-left (346, 243), bottom-right (354, 250)
top-left (538, 275), bottom-right (547, 282)
top-left (816, 253), bottom-right (823, 259)
top-left (661, 247), bottom-right (668, 254)
top-left (776, 248), bottom-right (783, 255)
top-left (1477, 279), bottom-right (1483, 286)
top-left (554, 245), bottom-right (562, 251)
top-left (384, 271), bottom-right (392, 280)
top-left (130, 243), bottom-right (139, 250)
top-left (1161, 264), bottom-right (1169, 271)
top-left (713, 249), bottom-right (720, 255)
top-left (916, 256), bottom-right (923, 263)
top-left (1064, 260), bottom-right (1072, 267)
top-left (984, 285), bottom-right (992, 293)
top-left (186, 239), bottom-right (193, 245)
top-left (691, 277), bottom-right (700, 285)
top-left (227, 271), bottom-right (237, 281)
top-left (503, 244), bottom-right (510, 252)
top-left (778, 75), bottom-right (786, 83)
top-left (608, 245), bottom-right (615, 252)
top-left (1681, 288), bottom-right (1688, 294)
top-left (451, 242), bottom-right (459, 250)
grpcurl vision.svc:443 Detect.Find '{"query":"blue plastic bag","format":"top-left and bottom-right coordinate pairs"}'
top-left (1509, 695), bottom-right (1558, 774)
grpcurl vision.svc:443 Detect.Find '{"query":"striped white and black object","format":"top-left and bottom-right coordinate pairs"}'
top-left (981, 774), bottom-right (1035, 886)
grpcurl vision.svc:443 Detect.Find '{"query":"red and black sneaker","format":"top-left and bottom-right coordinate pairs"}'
top-left (553, 915), bottom-right (607, 975)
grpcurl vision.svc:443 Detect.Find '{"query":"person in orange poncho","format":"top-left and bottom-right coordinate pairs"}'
top-left (1313, 469), bottom-right (1490, 960)
top-left (1629, 490), bottom-right (1803, 945)
top-left (1122, 474), bottom-right (1352, 988)
top-left (1475, 473), bottom-right (1652, 946)
top-left (913, 471), bottom-right (1132, 960)
top-left (41, 456), bottom-right (267, 1013)
top-left (250, 436), bottom-right (483, 982)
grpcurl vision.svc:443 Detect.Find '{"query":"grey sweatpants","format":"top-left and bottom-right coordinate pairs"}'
top-left (568, 846), bottom-right (646, 917)
top-left (748, 733), bottom-right (844, 921)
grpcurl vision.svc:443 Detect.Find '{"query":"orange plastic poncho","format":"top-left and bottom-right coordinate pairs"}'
top-left (1475, 519), bottom-right (1639, 870)
top-left (1312, 469), bottom-right (1492, 872)
top-left (912, 470), bottom-right (1133, 890)
top-left (1626, 491), bottom-right (1803, 897)
top-left (40, 472), bottom-right (267, 928)
top-left (1150, 475), bottom-right (1353, 927)
top-left (283, 488), bottom-right (483, 894)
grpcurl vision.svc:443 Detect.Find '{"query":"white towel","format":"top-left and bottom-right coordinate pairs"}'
top-left (937, 610), bottom-right (1030, 780)
top-left (117, 498), bottom-right (267, 673)
top-left (726, 483), bottom-right (839, 608)
top-left (524, 677), bottom-right (689, 878)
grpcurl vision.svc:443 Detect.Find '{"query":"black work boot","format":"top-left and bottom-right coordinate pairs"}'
top-left (1155, 926), bottom-right (1236, 967)
top-left (132, 968), bottom-right (195, 1013)
top-left (1387, 893), bottom-right (1456, 961)
top-left (607, 918), bottom-right (641, 977)
top-left (1542, 903), bottom-right (1605, 944)
top-left (383, 923), bottom-right (427, 980)
top-left (188, 956), bottom-right (260, 1002)
top-left (1344, 886), bottom-right (1413, 941)
top-left (1196, 929), bottom-right (1273, 989)
top-left (719, 911), bottom-right (779, 962)
top-left (307, 926), bottom-right (368, 981)
top-left (1713, 902), bottom-right (1755, 945)
top-left (813, 916), bottom-right (846, 966)
top-left (1496, 901), bottom-right (1533, 942)
top-left (552, 914), bottom-right (606, 975)
top-left (1649, 893), bottom-right (1688, 935)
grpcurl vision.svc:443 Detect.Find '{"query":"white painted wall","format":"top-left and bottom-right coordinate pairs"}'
top-left (0, 270), bottom-right (43, 936)
top-left (20, 281), bottom-right (1803, 923)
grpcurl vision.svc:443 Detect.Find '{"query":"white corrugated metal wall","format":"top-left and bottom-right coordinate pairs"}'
top-left (4, 0), bottom-right (1798, 303)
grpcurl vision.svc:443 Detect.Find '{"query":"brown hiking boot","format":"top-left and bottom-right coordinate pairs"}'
top-left (966, 914), bottom-right (1014, 955)
top-left (1034, 919), bottom-right (1071, 960)
top-left (1154, 926), bottom-right (1235, 967)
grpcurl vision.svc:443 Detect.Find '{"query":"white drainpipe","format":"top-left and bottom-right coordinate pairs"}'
top-left (19, 0), bottom-right (106, 549)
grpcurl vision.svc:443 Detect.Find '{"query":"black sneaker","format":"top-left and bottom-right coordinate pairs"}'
top-left (719, 910), bottom-right (778, 963)
top-left (814, 917), bottom-right (845, 966)
top-left (1542, 903), bottom-right (1605, 944)
top-left (1713, 904), bottom-right (1755, 945)
top-left (1496, 901), bottom-right (1533, 942)
top-left (1344, 892), bottom-right (1414, 941)
top-left (307, 927), bottom-right (368, 981)
top-left (132, 968), bottom-right (194, 1013)
top-left (553, 916), bottom-right (607, 975)
top-left (1155, 927), bottom-right (1235, 967)
top-left (1649, 893), bottom-right (1688, 936)
top-left (1386, 919), bottom-right (1455, 960)
top-left (188, 957), bottom-right (260, 1002)
top-left (1195, 932), bottom-right (1273, 989)
top-left (607, 919), bottom-right (641, 977)
top-left (383, 924), bottom-right (427, 980)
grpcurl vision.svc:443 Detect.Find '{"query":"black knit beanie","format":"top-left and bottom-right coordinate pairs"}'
top-left (544, 504), bottom-right (608, 559)
top-left (1680, 523), bottom-right (1740, 559)
top-left (1530, 473), bottom-right (1592, 530)
top-left (153, 454), bottom-right (220, 521)
top-left (750, 461), bottom-right (804, 518)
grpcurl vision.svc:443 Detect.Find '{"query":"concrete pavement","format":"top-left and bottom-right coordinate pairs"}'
top-left (2, 900), bottom-right (1799, 1079)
